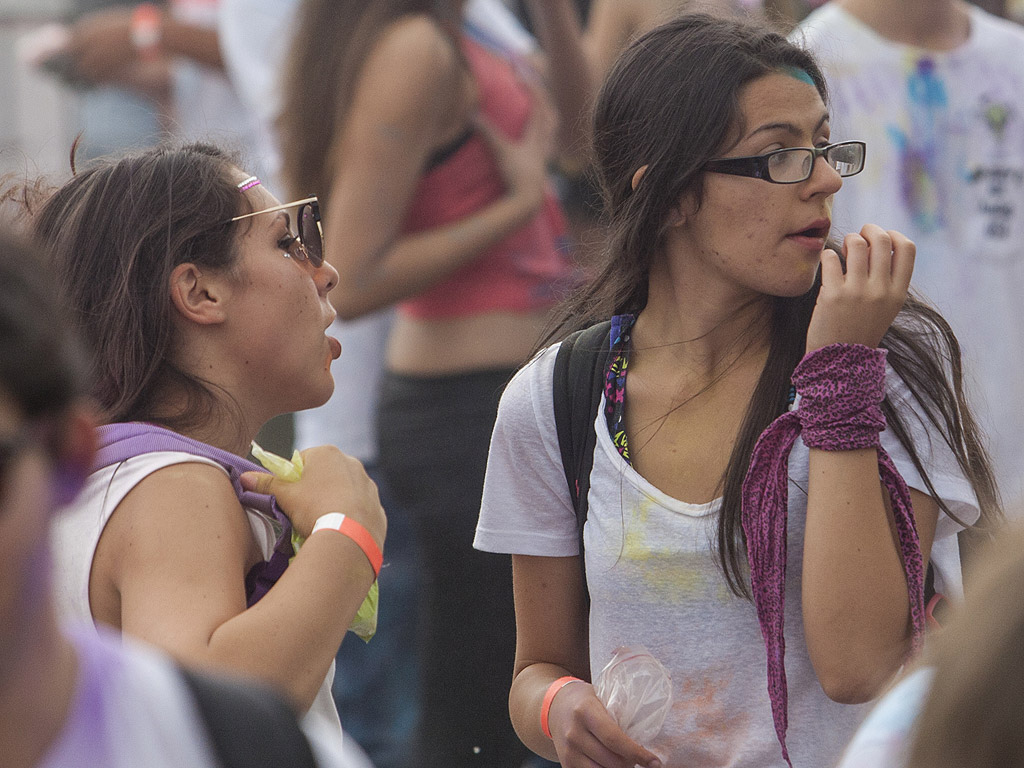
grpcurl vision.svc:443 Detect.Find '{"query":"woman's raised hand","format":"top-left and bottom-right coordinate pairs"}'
top-left (548, 681), bottom-right (663, 768)
top-left (472, 78), bottom-right (559, 214)
top-left (239, 446), bottom-right (386, 547)
top-left (806, 224), bottom-right (916, 354)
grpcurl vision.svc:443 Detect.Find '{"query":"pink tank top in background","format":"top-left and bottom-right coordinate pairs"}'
top-left (398, 36), bottom-right (575, 320)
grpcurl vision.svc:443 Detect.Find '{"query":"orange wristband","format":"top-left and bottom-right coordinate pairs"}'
top-left (130, 3), bottom-right (163, 61)
top-left (540, 676), bottom-right (584, 739)
top-left (310, 513), bottom-right (383, 578)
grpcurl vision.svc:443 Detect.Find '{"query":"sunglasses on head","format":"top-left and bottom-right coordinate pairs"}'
top-left (229, 179), bottom-right (324, 268)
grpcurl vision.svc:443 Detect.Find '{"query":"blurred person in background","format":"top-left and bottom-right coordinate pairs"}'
top-left (218, 2), bottom-right (543, 765)
top-left (277, 1), bottom-right (578, 765)
top-left (795, 0), bottom-right (1024, 514)
top-left (27, 1), bottom-right (268, 179)
top-left (836, 517), bottom-right (1024, 768)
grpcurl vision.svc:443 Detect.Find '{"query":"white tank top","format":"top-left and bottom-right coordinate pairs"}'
top-left (49, 451), bottom-right (343, 737)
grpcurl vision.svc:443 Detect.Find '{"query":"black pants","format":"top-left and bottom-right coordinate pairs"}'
top-left (377, 368), bottom-right (529, 768)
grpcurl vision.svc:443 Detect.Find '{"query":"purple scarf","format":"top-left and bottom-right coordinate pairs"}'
top-left (94, 422), bottom-right (293, 606)
top-left (741, 344), bottom-right (925, 765)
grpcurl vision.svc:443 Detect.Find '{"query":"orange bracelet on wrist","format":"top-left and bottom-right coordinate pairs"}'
top-left (130, 3), bottom-right (163, 61)
top-left (310, 512), bottom-right (383, 578)
top-left (540, 676), bottom-right (585, 739)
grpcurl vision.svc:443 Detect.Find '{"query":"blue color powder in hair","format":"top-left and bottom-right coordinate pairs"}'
top-left (781, 65), bottom-right (815, 86)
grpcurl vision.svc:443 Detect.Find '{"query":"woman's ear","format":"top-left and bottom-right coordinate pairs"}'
top-left (168, 263), bottom-right (228, 325)
top-left (666, 190), bottom-right (700, 228)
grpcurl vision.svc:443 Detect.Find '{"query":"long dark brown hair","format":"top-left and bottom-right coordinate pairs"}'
top-left (544, 13), bottom-right (1001, 597)
top-left (278, 0), bottom-right (458, 204)
top-left (30, 143), bottom-right (250, 434)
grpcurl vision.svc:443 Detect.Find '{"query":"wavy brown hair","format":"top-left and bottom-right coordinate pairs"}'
top-left (544, 13), bottom-right (1002, 596)
top-left (30, 143), bottom-right (251, 434)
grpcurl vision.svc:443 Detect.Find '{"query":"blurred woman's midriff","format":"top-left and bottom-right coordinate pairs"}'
top-left (386, 309), bottom-right (551, 375)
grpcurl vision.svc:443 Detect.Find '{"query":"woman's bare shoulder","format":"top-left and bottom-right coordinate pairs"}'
top-left (366, 13), bottom-right (463, 92)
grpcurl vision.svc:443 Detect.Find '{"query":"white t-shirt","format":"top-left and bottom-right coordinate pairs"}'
top-left (474, 343), bottom-right (978, 767)
top-left (39, 625), bottom-right (363, 768)
top-left (795, 4), bottom-right (1024, 510)
top-left (49, 452), bottom-right (343, 738)
top-left (169, 0), bottom-right (266, 176)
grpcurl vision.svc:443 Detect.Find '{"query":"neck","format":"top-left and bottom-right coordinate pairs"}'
top-left (635, 257), bottom-right (772, 379)
top-left (838, 0), bottom-right (971, 50)
top-left (0, 603), bottom-right (78, 768)
top-left (149, 384), bottom-right (260, 457)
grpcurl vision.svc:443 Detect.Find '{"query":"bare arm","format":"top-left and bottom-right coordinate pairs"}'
top-left (584, 0), bottom-right (645, 86)
top-left (800, 224), bottom-right (937, 702)
top-left (65, 6), bottom-right (223, 86)
top-left (509, 555), bottom-right (661, 767)
top-left (324, 16), bottom-right (554, 320)
top-left (92, 446), bottom-right (385, 711)
top-left (803, 458), bottom-right (939, 702)
top-left (522, 0), bottom-right (594, 169)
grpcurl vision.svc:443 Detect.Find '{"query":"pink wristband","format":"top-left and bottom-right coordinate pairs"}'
top-left (310, 513), bottom-right (383, 578)
top-left (540, 676), bottom-right (584, 739)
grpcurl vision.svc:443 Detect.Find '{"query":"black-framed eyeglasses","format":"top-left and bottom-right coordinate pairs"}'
top-left (229, 196), bottom-right (324, 268)
top-left (703, 141), bottom-right (866, 184)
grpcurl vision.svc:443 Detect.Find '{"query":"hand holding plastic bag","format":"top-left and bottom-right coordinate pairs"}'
top-left (251, 442), bottom-right (379, 642)
top-left (593, 645), bottom-right (673, 746)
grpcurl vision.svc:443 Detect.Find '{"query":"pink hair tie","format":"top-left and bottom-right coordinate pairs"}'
top-left (236, 176), bottom-right (261, 192)
top-left (740, 343), bottom-right (924, 766)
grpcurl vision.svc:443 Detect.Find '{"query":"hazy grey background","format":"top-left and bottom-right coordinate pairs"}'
top-left (0, 0), bottom-right (160, 182)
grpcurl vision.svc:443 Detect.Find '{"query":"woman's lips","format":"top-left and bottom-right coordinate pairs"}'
top-left (786, 233), bottom-right (828, 251)
top-left (327, 335), bottom-right (342, 361)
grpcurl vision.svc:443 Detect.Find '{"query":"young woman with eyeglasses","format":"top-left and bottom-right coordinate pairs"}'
top-left (28, 142), bottom-right (386, 739)
top-left (278, 2), bottom-right (577, 765)
top-left (473, 14), bottom-right (1001, 768)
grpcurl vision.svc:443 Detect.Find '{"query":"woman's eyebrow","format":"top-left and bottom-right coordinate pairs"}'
top-left (746, 113), bottom-right (830, 140)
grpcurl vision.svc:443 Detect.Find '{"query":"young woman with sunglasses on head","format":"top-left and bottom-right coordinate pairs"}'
top-left (29, 142), bottom-right (386, 742)
top-left (278, 2), bottom-right (576, 765)
top-left (0, 228), bottom-right (367, 768)
top-left (474, 14), bottom-right (1001, 768)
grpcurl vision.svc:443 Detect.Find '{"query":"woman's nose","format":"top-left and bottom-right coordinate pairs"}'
top-left (316, 258), bottom-right (339, 294)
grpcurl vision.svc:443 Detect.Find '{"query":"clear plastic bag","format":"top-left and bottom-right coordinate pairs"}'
top-left (592, 645), bottom-right (673, 745)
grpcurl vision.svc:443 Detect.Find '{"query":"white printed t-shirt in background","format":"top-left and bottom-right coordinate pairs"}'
top-left (796, 4), bottom-right (1024, 510)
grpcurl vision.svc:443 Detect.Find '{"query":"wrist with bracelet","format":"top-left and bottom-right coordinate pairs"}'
top-left (310, 512), bottom-right (383, 579)
top-left (130, 3), bottom-right (163, 61)
top-left (540, 675), bottom-right (585, 739)
top-left (740, 342), bottom-right (925, 765)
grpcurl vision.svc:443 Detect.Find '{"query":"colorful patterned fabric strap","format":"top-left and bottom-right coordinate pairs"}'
top-left (740, 343), bottom-right (924, 766)
top-left (604, 314), bottom-right (635, 462)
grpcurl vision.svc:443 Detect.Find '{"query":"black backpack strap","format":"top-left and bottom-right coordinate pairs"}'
top-left (552, 320), bottom-right (613, 594)
top-left (179, 666), bottom-right (319, 768)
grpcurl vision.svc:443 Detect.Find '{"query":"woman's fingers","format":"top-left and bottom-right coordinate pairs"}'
top-left (807, 225), bottom-right (916, 351)
top-left (818, 247), bottom-right (844, 289)
top-left (551, 684), bottom-right (662, 768)
top-left (840, 232), bottom-right (869, 284)
top-left (889, 228), bottom-right (916, 292)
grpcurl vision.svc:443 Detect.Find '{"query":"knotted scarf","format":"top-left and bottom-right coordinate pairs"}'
top-left (740, 343), bottom-right (925, 765)
top-left (95, 422), bottom-right (294, 607)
